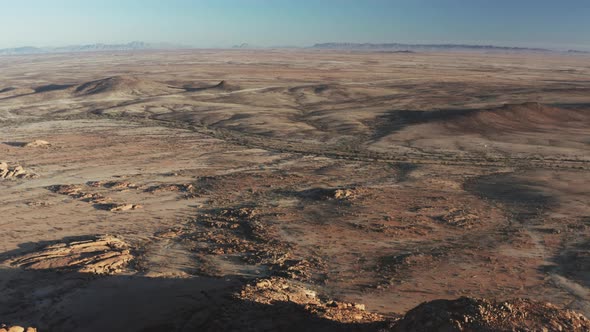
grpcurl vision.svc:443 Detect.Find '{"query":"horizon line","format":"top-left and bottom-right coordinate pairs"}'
top-left (1, 40), bottom-right (589, 54)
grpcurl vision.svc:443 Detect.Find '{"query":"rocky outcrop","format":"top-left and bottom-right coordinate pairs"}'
top-left (4, 235), bottom-right (135, 275)
top-left (0, 162), bottom-right (36, 180)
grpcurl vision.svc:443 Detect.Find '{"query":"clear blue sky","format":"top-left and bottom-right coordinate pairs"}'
top-left (1, 0), bottom-right (589, 50)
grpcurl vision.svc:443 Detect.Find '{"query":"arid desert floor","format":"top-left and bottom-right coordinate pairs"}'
top-left (1, 50), bottom-right (590, 331)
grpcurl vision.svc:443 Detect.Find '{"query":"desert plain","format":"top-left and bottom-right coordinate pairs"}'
top-left (0, 49), bottom-right (589, 331)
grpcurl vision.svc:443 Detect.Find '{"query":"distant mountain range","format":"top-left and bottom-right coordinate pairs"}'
top-left (0, 41), bottom-right (183, 55)
top-left (1, 41), bottom-right (588, 55)
top-left (311, 43), bottom-right (554, 52)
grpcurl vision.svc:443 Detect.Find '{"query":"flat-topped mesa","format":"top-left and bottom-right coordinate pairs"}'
top-left (72, 75), bottom-right (181, 97)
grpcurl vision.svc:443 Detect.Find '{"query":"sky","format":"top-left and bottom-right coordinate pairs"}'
top-left (1, 0), bottom-right (589, 50)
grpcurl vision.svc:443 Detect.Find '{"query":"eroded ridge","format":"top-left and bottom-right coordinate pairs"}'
top-left (4, 235), bottom-right (135, 275)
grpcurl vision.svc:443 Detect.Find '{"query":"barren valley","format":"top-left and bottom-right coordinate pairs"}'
top-left (1, 50), bottom-right (589, 331)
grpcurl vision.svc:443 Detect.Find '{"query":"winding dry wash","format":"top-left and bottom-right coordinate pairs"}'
top-left (1, 50), bottom-right (590, 331)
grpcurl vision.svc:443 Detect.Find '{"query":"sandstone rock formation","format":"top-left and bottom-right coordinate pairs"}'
top-left (4, 235), bottom-right (134, 275)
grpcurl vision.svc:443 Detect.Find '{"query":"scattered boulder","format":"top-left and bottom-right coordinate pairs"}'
top-left (145, 183), bottom-right (198, 197)
top-left (26, 201), bottom-right (52, 207)
top-left (95, 203), bottom-right (142, 212)
top-left (440, 208), bottom-right (479, 227)
top-left (79, 192), bottom-right (108, 203)
top-left (299, 187), bottom-right (358, 201)
top-left (23, 140), bottom-right (50, 148)
top-left (238, 277), bottom-right (383, 324)
top-left (0, 325), bottom-right (37, 332)
top-left (0, 162), bottom-right (36, 180)
top-left (48, 184), bottom-right (82, 195)
top-left (334, 188), bottom-right (355, 200)
top-left (269, 258), bottom-right (314, 280)
top-left (49, 184), bottom-right (141, 211)
top-left (88, 180), bottom-right (137, 190)
top-left (4, 235), bottom-right (135, 275)
top-left (218, 207), bottom-right (258, 221)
